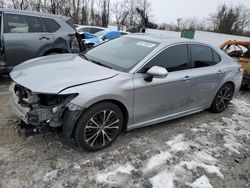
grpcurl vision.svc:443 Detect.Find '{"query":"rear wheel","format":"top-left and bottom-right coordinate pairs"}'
top-left (74, 102), bottom-right (123, 151)
top-left (210, 83), bottom-right (234, 113)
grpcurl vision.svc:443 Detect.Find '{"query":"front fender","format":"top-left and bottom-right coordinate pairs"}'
top-left (60, 74), bottom-right (134, 127)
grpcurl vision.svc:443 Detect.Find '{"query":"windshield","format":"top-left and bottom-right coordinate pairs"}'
top-left (83, 37), bottom-right (159, 72)
top-left (95, 31), bottom-right (104, 37)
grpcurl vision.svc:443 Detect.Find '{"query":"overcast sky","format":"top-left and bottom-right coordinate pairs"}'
top-left (112, 0), bottom-right (250, 24)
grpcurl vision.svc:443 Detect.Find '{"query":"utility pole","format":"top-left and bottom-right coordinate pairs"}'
top-left (177, 18), bottom-right (182, 31)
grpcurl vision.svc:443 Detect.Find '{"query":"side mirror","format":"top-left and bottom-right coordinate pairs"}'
top-left (145, 66), bottom-right (168, 82)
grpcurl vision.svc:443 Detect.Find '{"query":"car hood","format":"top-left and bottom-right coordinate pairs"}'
top-left (10, 54), bottom-right (119, 94)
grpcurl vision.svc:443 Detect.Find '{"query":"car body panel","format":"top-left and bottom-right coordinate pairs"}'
top-left (10, 54), bottom-right (120, 93)
top-left (60, 73), bottom-right (135, 126)
top-left (4, 32), bottom-right (54, 67)
top-left (132, 71), bottom-right (192, 125)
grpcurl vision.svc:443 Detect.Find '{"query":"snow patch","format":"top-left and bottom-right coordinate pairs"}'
top-left (231, 99), bottom-right (250, 116)
top-left (144, 151), bottom-right (172, 173)
top-left (43, 170), bottom-right (58, 182)
top-left (191, 175), bottom-right (213, 188)
top-left (166, 134), bottom-right (190, 152)
top-left (96, 163), bottom-right (134, 185)
top-left (193, 151), bottom-right (218, 166)
top-left (223, 135), bottom-right (244, 154)
top-left (150, 170), bottom-right (175, 188)
top-left (180, 161), bottom-right (224, 179)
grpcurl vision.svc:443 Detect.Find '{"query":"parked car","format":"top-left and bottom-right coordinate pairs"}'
top-left (76, 25), bottom-right (106, 34)
top-left (0, 8), bottom-right (80, 73)
top-left (10, 34), bottom-right (243, 151)
top-left (81, 30), bottom-right (129, 49)
top-left (220, 40), bottom-right (250, 88)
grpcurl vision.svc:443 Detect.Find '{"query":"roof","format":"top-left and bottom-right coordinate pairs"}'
top-left (127, 33), bottom-right (212, 46)
top-left (0, 8), bottom-right (69, 20)
top-left (128, 33), bottom-right (190, 43)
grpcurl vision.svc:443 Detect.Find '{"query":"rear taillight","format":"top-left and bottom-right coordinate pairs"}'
top-left (239, 65), bottom-right (244, 72)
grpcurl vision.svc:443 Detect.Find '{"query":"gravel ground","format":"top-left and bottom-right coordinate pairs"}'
top-left (0, 76), bottom-right (249, 188)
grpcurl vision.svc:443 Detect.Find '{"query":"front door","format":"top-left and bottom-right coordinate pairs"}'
top-left (133, 44), bottom-right (192, 126)
top-left (3, 13), bottom-right (54, 68)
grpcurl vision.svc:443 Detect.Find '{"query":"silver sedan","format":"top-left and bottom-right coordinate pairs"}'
top-left (10, 34), bottom-right (243, 151)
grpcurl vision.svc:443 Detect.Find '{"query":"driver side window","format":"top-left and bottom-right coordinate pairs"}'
top-left (142, 44), bottom-right (188, 72)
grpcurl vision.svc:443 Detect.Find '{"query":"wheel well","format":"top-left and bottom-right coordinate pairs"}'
top-left (87, 99), bottom-right (129, 132)
top-left (224, 81), bottom-right (235, 94)
top-left (43, 48), bottom-right (67, 55)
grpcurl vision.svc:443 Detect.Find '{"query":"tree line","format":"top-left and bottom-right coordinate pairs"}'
top-left (1, 0), bottom-right (156, 31)
top-left (1, 1), bottom-right (250, 36)
top-left (159, 4), bottom-right (250, 37)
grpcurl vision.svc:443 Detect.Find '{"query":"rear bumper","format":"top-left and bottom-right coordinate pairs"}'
top-left (242, 75), bottom-right (250, 86)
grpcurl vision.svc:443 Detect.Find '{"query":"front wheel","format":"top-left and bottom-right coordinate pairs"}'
top-left (210, 83), bottom-right (234, 113)
top-left (74, 102), bottom-right (124, 151)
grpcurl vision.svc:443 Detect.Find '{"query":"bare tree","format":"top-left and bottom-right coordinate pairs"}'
top-left (81, 0), bottom-right (89, 25)
top-left (12, 0), bottom-right (31, 10)
top-left (0, 0), bottom-right (5, 8)
top-left (100, 0), bottom-right (110, 27)
top-left (210, 4), bottom-right (250, 35)
top-left (181, 17), bottom-right (206, 30)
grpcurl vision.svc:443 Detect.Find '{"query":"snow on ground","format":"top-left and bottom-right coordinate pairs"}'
top-left (143, 151), bottom-right (172, 173)
top-left (0, 79), bottom-right (249, 188)
top-left (96, 163), bottom-right (134, 186)
top-left (149, 170), bottom-right (175, 188)
top-left (191, 175), bottom-right (213, 188)
top-left (145, 98), bottom-right (250, 187)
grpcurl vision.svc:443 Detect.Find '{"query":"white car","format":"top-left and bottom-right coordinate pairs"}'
top-left (76, 25), bottom-right (107, 34)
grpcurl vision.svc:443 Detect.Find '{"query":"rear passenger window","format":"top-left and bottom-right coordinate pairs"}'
top-left (80, 27), bottom-right (90, 33)
top-left (191, 45), bottom-right (215, 68)
top-left (4, 14), bottom-right (44, 33)
top-left (90, 28), bottom-right (103, 34)
top-left (143, 44), bottom-right (188, 72)
top-left (42, 18), bottom-right (60, 32)
top-left (213, 50), bottom-right (221, 63)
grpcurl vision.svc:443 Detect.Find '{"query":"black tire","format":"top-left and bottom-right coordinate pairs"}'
top-left (74, 102), bottom-right (124, 151)
top-left (210, 83), bottom-right (234, 113)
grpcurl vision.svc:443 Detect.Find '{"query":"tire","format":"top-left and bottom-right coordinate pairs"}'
top-left (74, 102), bottom-right (124, 151)
top-left (210, 83), bottom-right (234, 113)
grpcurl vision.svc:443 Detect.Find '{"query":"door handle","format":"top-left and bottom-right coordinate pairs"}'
top-left (182, 76), bottom-right (191, 81)
top-left (39, 36), bottom-right (50, 40)
top-left (217, 70), bottom-right (223, 75)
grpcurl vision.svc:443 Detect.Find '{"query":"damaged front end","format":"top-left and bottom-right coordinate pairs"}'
top-left (10, 83), bottom-right (78, 135)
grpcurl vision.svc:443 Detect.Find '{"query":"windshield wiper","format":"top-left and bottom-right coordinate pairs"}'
top-left (79, 53), bottom-right (89, 61)
top-left (88, 59), bottom-right (113, 69)
top-left (80, 53), bottom-right (113, 69)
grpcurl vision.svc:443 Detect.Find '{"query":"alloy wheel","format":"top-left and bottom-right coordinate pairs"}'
top-left (84, 110), bottom-right (120, 148)
top-left (215, 86), bottom-right (232, 112)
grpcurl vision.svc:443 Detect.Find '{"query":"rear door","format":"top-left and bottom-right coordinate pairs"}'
top-left (3, 13), bottom-right (54, 68)
top-left (187, 44), bottom-right (222, 109)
